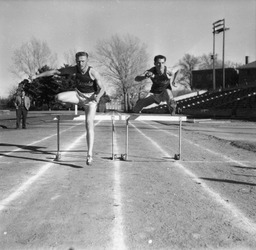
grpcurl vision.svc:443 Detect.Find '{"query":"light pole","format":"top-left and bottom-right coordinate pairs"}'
top-left (212, 19), bottom-right (230, 90)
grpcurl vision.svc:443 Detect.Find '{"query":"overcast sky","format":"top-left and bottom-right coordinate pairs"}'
top-left (0, 0), bottom-right (255, 98)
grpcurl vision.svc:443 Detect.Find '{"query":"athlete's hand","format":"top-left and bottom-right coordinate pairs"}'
top-left (166, 71), bottom-right (172, 80)
top-left (91, 94), bottom-right (99, 103)
top-left (145, 71), bottom-right (155, 78)
top-left (29, 75), bottom-right (37, 82)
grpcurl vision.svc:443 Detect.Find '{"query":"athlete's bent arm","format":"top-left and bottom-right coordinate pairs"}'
top-left (30, 69), bottom-right (60, 81)
top-left (166, 66), bottom-right (180, 87)
top-left (171, 70), bottom-right (179, 86)
top-left (135, 70), bottom-right (154, 82)
top-left (135, 75), bottom-right (147, 82)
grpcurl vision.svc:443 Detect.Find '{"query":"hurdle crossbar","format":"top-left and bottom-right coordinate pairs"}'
top-left (127, 115), bottom-right (186, 160)
top-left (54, 114), bottom-right (186, 161)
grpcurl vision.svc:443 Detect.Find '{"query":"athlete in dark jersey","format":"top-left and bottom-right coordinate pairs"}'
top-left (30, 52), bottom-right (105, 165)
top-left (134, 55), bottom-right (179, 115)
top-left (147, 66), bottom-right (172, 94)
top-left (59, 65), bottom-right (98, 93)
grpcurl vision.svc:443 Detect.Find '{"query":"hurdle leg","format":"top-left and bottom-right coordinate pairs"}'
top-left (55, 115), bottom-right (61, 161)
top-left (112, 116), bottom-right (115, 160)
top-left (179, 118), bottom-right (182, 159)
top-left (174, 117), bottom-right (182, 160)
top-left (125, 119), bottom-right (129, 160)
top-left (120, 117), bottom-right (129, 161)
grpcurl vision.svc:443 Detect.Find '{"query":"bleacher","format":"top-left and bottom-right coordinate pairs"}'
top-left (177, 85), bottom-right (256, 111)
top-left (215, 90), bottom-right (256, 109)
top-left (141, 84), bottom-right (256, 119)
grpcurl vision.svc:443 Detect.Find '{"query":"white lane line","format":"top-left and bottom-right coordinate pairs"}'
top-left (0, 121), bottom-right (101, 212)
top-left (144, 121), bottom-right (254, 167)
top-left (181, 160), bottom-right (255, 164)
top-left (131, 122), bottom-right (256, 237)
top-left (174, 161), bottom-right (256, 236)
top-left (0, 131), bottom-right (86, 212)
top-left (112, 127), bottom-right (126, 250)
top-left (0, 122), bottom-right (84, 159)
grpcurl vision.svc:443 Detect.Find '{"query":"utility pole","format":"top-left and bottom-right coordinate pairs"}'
top-left (212, 19), bottom-right (230, 90)
top-left (212, 27), bottom-right (216, 90)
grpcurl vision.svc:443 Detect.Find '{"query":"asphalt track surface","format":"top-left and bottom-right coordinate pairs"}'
top-left (1, 111), bottom-right (256, 250)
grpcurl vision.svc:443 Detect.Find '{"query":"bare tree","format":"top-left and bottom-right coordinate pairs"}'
top-left (11, 37), bottom-right (57, 79)
top-left (178, 53), bottom-right (200, 88)
top-left (198, 53), bottom-right (213, 69)
top-left (63, 49), bottom-right (77, 66)
top-left (224, 60), bottom-right (243, 68)
top-left (94, 34), bottom-right (149, 112)
top-left (198, 53), bottom-right (225, 69)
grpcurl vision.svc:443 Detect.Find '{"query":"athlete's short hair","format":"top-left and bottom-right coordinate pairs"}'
top-left (75, 51), bottom-right (89, 59)
top-left (154, 55), bottom-right (166, 62)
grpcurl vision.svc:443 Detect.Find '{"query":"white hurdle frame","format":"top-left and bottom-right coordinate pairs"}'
top-left (54, 114), bottom-right (186, 161)
top-left (126, 115), bottom-right (187, 161)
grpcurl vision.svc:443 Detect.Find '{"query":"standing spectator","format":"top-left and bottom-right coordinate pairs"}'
top-left (14, 90), bottom-right (31, 129)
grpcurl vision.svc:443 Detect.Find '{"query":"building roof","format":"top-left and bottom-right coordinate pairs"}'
top-left (238, 61), bottom-right (256, 69)
top-left (192, 68), bottom-right (236, 73)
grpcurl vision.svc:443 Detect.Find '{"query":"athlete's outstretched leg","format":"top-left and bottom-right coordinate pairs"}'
top-left (84, 102), bottom-right (97, 165)
top-left (55, 90), bottom-right (94, 109)
top-left (55, 91), bottom-right (80, 104)
top-left (164, 89), bottom-right (176, 115)
top-left (133, 94), bottom-right (156, 113)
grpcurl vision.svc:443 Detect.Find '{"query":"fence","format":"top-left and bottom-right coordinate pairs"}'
top-left (106, 101), bottom-right (124, 111)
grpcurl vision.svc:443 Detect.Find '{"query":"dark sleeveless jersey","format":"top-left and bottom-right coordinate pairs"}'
top-left (59, 66), bottom-right (97, 93)
top-left (148, 66), bottom-right (171, 94)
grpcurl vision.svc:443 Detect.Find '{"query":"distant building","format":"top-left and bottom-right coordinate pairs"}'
top-left (192, 68), bottom-right (238, 90)
top-left (237, 61), bottom-right (256, 85)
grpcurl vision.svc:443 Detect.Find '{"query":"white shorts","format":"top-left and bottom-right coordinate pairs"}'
top-left (75, 90), bottom-right (97, 107)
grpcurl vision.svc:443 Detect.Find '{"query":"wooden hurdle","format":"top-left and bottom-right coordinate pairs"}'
top-left (54, 114), bottom-right (187, 161)
top-left (126, 115), bottom-right (187, 160)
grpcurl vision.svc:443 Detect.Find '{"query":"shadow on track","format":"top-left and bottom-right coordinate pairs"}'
top-left (232, 165), bottom-right (256, 170)
top-left (0, 153), bottom-right (83, 169)
top-left (0, 143), bottom-right (52, 155)
top-left (200, 177), bottom-right (256, 186)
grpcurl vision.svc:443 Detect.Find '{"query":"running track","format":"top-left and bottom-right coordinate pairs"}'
top-left (1, 112), bottom-right (256, 249)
